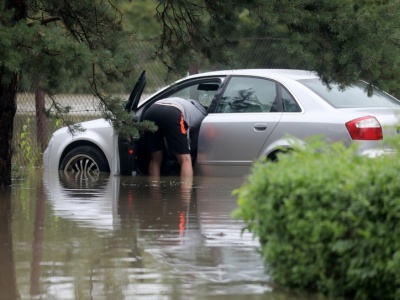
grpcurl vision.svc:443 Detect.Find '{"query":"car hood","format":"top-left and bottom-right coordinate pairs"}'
top-left (76, 118), bottom-right (111, 129)
top-left (52, 118), bottom-right (111, 136)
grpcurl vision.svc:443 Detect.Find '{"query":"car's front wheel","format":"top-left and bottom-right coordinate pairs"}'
top-left (60, 146), bottom-right (110, 176)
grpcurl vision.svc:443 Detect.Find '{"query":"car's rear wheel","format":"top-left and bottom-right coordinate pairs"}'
top-left (60, 146), bottom-right (109, 177)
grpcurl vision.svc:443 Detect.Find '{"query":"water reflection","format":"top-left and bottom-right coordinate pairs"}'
top-left (44, 170), bottom-right (269, 299)
top-left (6, 170), bottom-right (329, 300)
top-left (0, 187), bottom-right (19, 299)
top-left (44, 171), bottom-right (120, 231)
top-left (31, 181), bottom-right (46, 298)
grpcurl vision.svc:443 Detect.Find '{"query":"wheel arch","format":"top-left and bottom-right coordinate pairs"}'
top-left (267, 147), bottom-right (292, 162)
top-left (262, 136), bottom-right (305, 161)
top-left (59, 141), bottom-right (110, 171)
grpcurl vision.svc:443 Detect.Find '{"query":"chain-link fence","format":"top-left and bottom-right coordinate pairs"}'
top-left (13, 38), bottom-right (299, 167)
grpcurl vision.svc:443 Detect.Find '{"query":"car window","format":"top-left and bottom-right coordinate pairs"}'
top-left (169, 80), bottom-right (221, 108)
top-left (216, 76), bottom-right (278, 113)
top-left (298, 79), bottom-right (400, 108)
top-left (281, 86), bottom-right (301, 112)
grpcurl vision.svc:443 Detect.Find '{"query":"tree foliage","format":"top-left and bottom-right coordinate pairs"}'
top-left (154, 0), bottom-right (400, 95)
top-left (274, 0), bottom-right (400, 94)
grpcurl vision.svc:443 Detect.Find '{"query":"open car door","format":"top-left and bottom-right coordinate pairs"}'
top-left (119, 71), bottom-right (146, 175)
top-left (125, 70), bottom-right (147, 112)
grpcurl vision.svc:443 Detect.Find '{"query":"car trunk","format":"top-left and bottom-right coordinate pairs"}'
top-left (339, 107), bottom-right (400, 153)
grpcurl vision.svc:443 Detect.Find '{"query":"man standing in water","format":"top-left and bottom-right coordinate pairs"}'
top-left (142, 97), bottom-right (207, 177)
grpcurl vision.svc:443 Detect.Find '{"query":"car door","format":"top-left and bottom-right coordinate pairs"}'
top-left (134, 75), bottom-right (225, 175)
top-left (196, 76), bottom-right (283, 176)
top-left (119, 70), bottom-right (146, 175)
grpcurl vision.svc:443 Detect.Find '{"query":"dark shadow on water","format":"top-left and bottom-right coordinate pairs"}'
top-left (30, 181), bottom-right (46, 298)
top-left (0, 187), bottom-right (20, 299)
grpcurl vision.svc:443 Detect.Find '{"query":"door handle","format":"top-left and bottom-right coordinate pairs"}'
top-left (254, 123), bottom-right (267, 131)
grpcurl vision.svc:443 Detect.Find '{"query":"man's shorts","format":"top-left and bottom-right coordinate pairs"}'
top-left (143, 104), bottom-right (190, 155)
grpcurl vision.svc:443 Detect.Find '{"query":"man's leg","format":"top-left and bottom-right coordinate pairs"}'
top-left (176, 154), bottom-right (193, 177)
top-left (149, 150), bottom-right (163, 177)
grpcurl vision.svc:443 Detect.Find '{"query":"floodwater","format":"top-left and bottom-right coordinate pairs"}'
top-left (1, 169), bottom-right (327, 300)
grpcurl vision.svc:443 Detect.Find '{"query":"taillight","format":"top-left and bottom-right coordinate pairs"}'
top-left (129, 149), bottom-right (134, 155)
top-left (345, 116), bottom-right (382, 140)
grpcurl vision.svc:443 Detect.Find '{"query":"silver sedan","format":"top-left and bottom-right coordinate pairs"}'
top-left (43, 69), bottom-right (400, 177)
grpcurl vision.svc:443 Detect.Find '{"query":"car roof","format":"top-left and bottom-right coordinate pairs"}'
top-left (182, 69), bottom-right (319, 81)
top-left (138, 69), bottom-right (320, 108)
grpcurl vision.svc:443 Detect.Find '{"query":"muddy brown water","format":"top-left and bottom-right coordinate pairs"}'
top-left (0, 169), bottom-right (328, 300)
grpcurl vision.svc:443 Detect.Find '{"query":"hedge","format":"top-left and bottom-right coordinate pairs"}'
top-left (233, 137), bottom-right (400, 300)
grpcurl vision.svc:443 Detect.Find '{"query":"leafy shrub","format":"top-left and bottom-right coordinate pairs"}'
top-left (233, 138), bottom-right (400, 300)
top-left (18, 117), bottom-right (42, 167)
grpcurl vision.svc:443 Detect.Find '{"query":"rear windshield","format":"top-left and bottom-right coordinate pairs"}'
top-left (298, 79), bottom-right (400, 108)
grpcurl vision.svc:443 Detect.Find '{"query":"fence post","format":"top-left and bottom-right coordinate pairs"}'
top-left (35, 87), bottom-right (47, 152)
top-left (189, 63), bottom-right (199, 75)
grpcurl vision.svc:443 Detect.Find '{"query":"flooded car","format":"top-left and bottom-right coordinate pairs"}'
top-left (43, 69), bottom-right (400, 177)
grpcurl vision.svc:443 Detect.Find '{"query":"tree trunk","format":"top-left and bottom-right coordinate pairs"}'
top-left (0, 75), bottom-right (19, 186)
top-left (1, 0), bottom-right (26, 186)
top-left (35, 87), bottom-right (47, 152)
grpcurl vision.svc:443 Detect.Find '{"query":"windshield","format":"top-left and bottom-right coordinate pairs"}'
top-left (298, 79), bottom-right (400, 108)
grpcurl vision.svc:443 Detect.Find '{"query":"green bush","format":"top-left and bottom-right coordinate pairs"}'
top-left (233, 138), bottom-right (400, 300)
